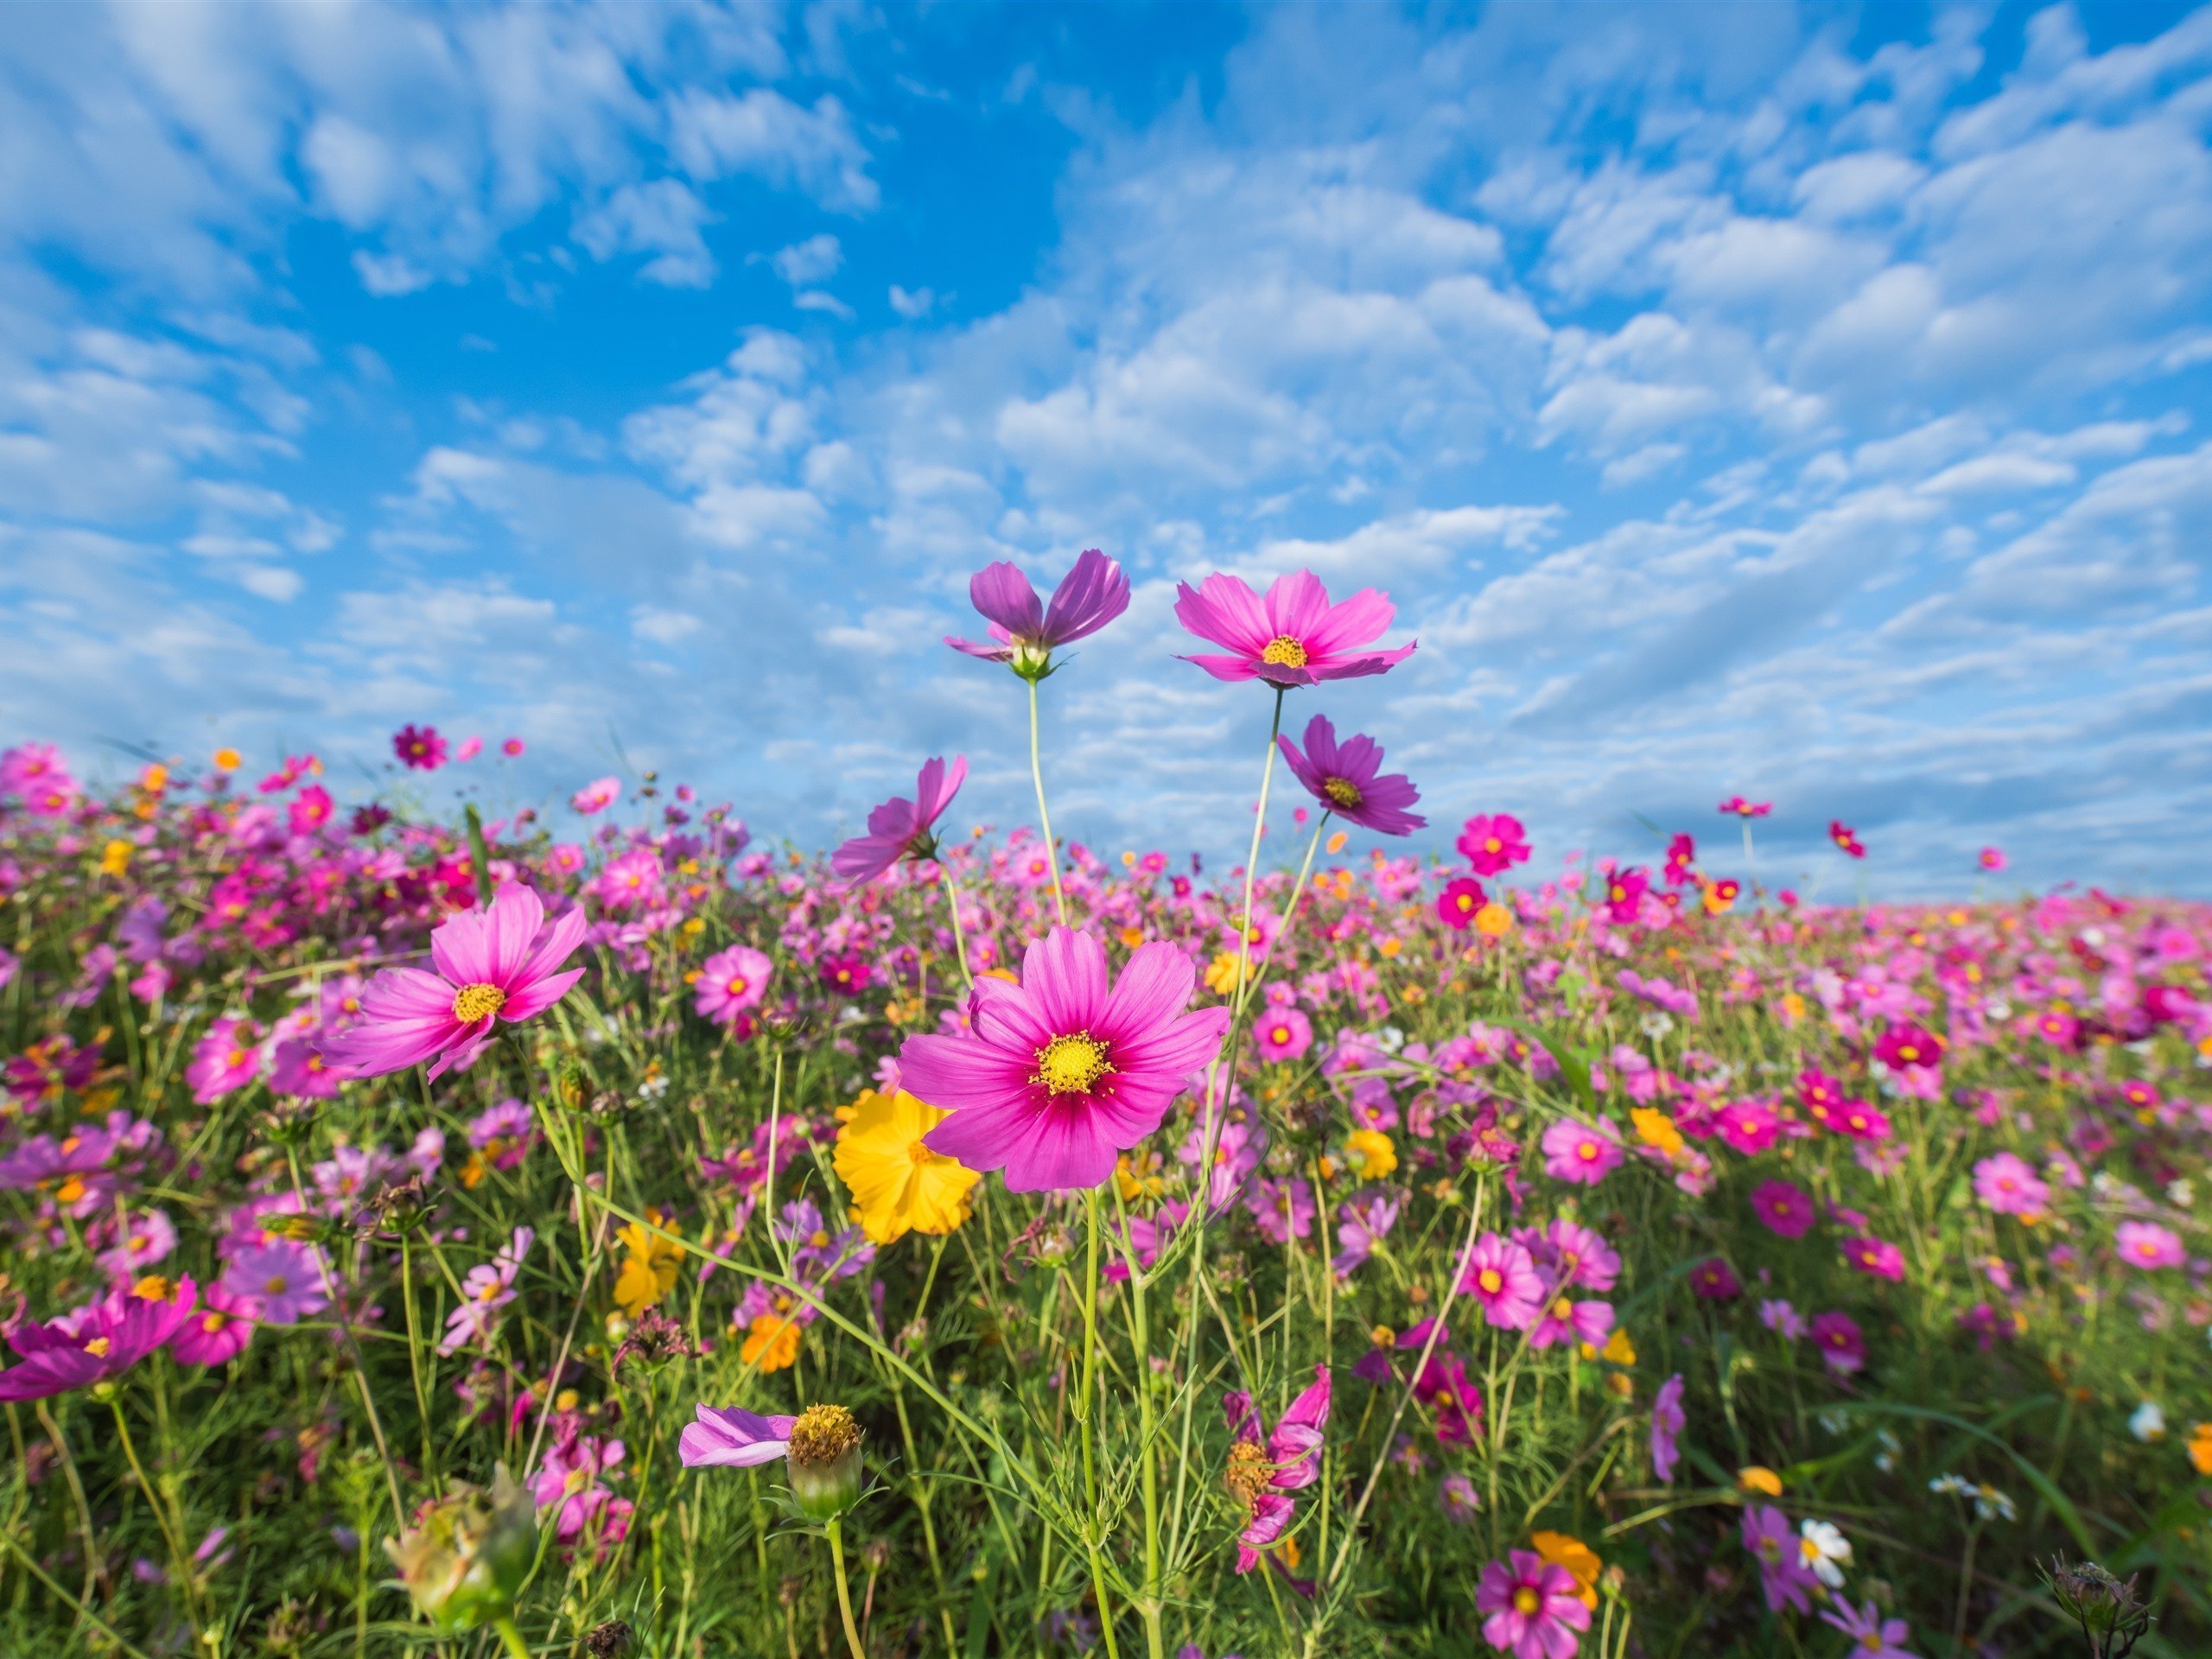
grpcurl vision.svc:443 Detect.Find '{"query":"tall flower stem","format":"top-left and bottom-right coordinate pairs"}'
top-left (825, 1519), bottom-right (868, 1659)
top-left (1110, 1191), bottom-right (1166, 1659)
top-left (1231, 687), bottom-right (1288, 1010)
top-left (1027, 677), bottom-right (1069, 925)
top-left (937, 866), bottom-right (974, 989)
top-left (491, 1614), bottom-right (532, 1659)
top-left (399, 1234), bottom-right (435, 1483)
top-left (1077, 1186), bottom-right (1122, 1659)
top-left (106, 1395), bottom-right (200, 1643)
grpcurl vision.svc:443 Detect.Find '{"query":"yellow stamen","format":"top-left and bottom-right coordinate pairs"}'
top-left (452, 982), bottom-right (506, 1023)
top-left (1260, 635), bottom-right (1309, 668)
top-left (84, 1337), bottom-right (111, 1357)
top-left (1323, 777), bottom-right (1362, 809)
top-left (1034, 1032), bottom-right (1112, 1096)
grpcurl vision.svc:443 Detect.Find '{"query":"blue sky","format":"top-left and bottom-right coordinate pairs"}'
top-left (3, 3), bottom-right (2210, 895)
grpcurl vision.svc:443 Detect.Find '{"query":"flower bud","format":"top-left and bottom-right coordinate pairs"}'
top-left (785, 1403), bottom-right (865, 1522)
top-left (582, 1618), bottom-right (637, 1658)
top-left (2044, 1555), bottom-right (2151, 1648)
top-left (385, 1465), bottom-right (537, 1634)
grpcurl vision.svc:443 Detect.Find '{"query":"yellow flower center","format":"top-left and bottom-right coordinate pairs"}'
top-left (1513, 1586), bottom-right (1541, 1615)
top-left (1478, 1268), bottom-right (1503, 1294)
top-left (264, 1276), bottom-right (289, 1295)
top-left (1323, 777), bottom-right (1362, 809)
top-left (788, 1402), bottom-right (862, 1467)
top-left (452, 982), bottom-right (506, 1022)
top-left (1484, 836), bottom-right (1502, 853)
top-left (1552, 1297), bottom-right (1573, 1319)
top-left (1260, 634), bottom-right (1308, 668)
top-left (906, 1138), bottom-right (939, 1166)
top-left (132, 1275), bottom-right (172, 1301)
top-left (85, 1337), bottom-right (111, 1357)
top-left (727, 976), bottom-right (748, 995)
top-left (1034, 1033), bottom-right (1111, 1096)
top-left (1224, 1439), bottom-right (1272, 1503)
top-left (202, 1313), bottom-right (230, 1333)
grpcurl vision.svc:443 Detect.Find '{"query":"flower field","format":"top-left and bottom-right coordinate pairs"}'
top-left (1, 554), bottom-right (2208, 1659)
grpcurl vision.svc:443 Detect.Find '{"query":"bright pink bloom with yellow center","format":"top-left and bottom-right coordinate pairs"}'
top-left (1475, 1549), bottom-right (1592, 1658)
top-left (0, 1275), bottom-right (200, 1402)
top-left (1173, 569), bottom-right (1414, 689)
top-left (696, 944), bottom-right (772, 1028)
top-left (899, 926), bottom-right (1230, 1192)
top-left (319, 883), bottom-right (587, 1081)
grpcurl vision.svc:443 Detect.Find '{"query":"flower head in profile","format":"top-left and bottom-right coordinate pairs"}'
top-left (947, 548), bottom-right (1129, 679)
top-left (830, 756), bottom-right (968, 886)
top-left (1276, 715), bottom-right (1425, 836)
top-left (319, 884), bottom-right (587, 1080)
top-left (385, 1465), bottom-right (537, 1635)
top-left (899, 926), bottom-right (1230, 1192)
top-left (833, 1088), bottom-right (980, 1244)
top-left (1475, 1548), bottom-right (1592, 1658)
top-left (0, 1274), bottom-right (200, 1402)
top-left (1829, 819), bottom-right (1866, 858)
top-left (680, 1402), bottom-right (865, 1522)
top-left (1222, 1365), bottom-right (1330, 1573)
top-left (1650, 1372), bottom-right (1686, 1481)
top-left (1718, 796), bottom-right (1771, 818)
top-left (1173, 570), bottom-right (1415, 689)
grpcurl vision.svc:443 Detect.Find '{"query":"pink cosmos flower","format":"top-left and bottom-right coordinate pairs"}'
top-left (1275, 715), bottom-right (1425, 836)
top-left (899, 926), bottom-right (1230, 1192)
top-left (168, 1281), bottom-right (257, 1368)
top-left (1458, 813), bottom-right (1530, 875)
top-left (1873, 1022), bottom-right (1945, 1071)
top-left (318, 883), bottom-right (587, 1080)
top-left (455, 735), bottom-right (482, 762)
top-left (1534, 1218), bottom-right (1620, 1293)
top-left (1821, 1598), bottom-right (1920, 1659)
top-left (2116, 1220), bottom-right (2183, 1270)
top-left (441, 1228), bottom-right (534, 1356)
top-left (1718, 796), bottom-right (1771, 818)
top-left (1829, 819), bottom-right (1866, 858)
top-left (0, 1276), bottom-right (200, 1402)
top-left (1713, 1096), bottom-right (1781, 1154)
top-left (1476, 1549), bottom-right (1591, 1659)
top-left (572, 776), bottom-right (621, 814)
top-left (695, 944), bottom-right (773, 1028)
top-left (1751, 1179), bottom-right (1816, 1239)
top-left (1810, 1310), bottom-right (1866, 1375)
top-left (1972, 1152), bottom-right (2048, 1217)
top-left (1529, 1292), bottom-right (1613, 1351)
top-left (1439, 877), bottom-right (1487, 930)
top-left (222, 1240), bottom-right (331, 1325)
top-left (1254, 1006), bottom-right (1313, 1063)
top-left (1977, 845), bottom-right (2006, 871)
top-left (830, 756), bottom-right (968, 885)
top-left (1841, 1236), bottom-right (1906, 1282)
top-left (680, 1403), bottom-right (798, 1468)
top-left (1690, 1257), bottom-right (1741, 1300)
top-left (1742, 1503), bottom-right (1817, 1613)
top-left (1223, 1365), bottom-right (1331, 1573)
top-left (1650, 1372), bottom-right (1685, 1481)
top-left (1539, 1117), bottom-right (1622, 1185)
top-left (946, 548), bottom-right (1130, 675)
top-left (288, 785), bottom-right (334, 835)
top-left (502, 736), bottom-right (526, 757)
top-left (187, 1017), bottom-right (264, 1103)
top-left (392, 724), bottom-right (447, 771)
top-left (1173, 569), bottom-right (1415, 689)
top-left (1459, 1232), bottom-right (1545, 1330)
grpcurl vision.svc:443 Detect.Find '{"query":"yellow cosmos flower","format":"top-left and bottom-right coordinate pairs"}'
top-left (1345, 1128), bottom-right (1397, 1181)
top-left (1530, 1530), bottom-right (1601, 1609)
top-left (613, 1213), bottom-right (682, 1318)
top-left (1474, 901), bottom-right (1514, 938)
top-left (832, 1089), bottom-right (979, 1246)
top-left (212, 747), bottom-right (240, 772)
top-left (1630, 1107), bottom-right (1684, 1159)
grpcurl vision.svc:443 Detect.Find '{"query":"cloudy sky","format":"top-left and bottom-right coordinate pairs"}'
top-left (3, 3), bottom-right (2209, 895)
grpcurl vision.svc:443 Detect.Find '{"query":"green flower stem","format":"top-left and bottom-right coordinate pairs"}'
top-left (1077, 1186), bottom-right (1123, 1659)
top-left (938, 865), bottom-right (975, 988)
top-left (106, 1396), bottom-right (200, 1643)
top-left (1109, 1188), bottom-right (1166, 1659)
top-left (491, 1613), bottom-right (533, 1659)
top-left (1027, 676), bottom-right (1069, 926)
top-left (825, 1517), bottom-right (868, 1659)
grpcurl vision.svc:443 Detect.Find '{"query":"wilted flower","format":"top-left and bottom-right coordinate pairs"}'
top-left (385, 1465), bottom-right (537, 1635)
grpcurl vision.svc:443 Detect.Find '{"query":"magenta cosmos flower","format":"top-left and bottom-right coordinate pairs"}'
top-left (319, 883), bottom-right (587, 1081)
top-left (1750, 1179), bottom-right (1817, 1239)
top-left (1173, 569), bottom-right (1415, 689)
top-left (899, 926), bottom-right (1230, 1192)
top-left (830, 756), bottom-right (967, 886)
top-left (392, 723), bottom-right (447, 771)
top-left (1973, 1152), bottom-right (2048, 1217)
top-left (0, 1275), bottom-right (200, 1402)
top-left (1650, 1371), bottom-right (1686, 1481)
top-left (1458, 813), bottom-right (1531, 875)
top-left (1459, 1231), bottom-right (1545, 1330)
top-left (1539, 1117), bottom-right (1622, 1185)
top-left (947, 548), bottom-right (1130, 677)
top-left (1223, 1365), bottom-right (1330, 1573)
top-left (1475, 1549), bottom-right (1592, 1659)
top-left (695, 944), bottom-right (772, 1029)
top-left (678, 1403), bottom-right (798, 1469)
top-left (1276, 715), bottom-right (1425, 836)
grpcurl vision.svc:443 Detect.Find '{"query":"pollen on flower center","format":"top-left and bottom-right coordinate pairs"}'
top-left (1513, 1586), bottom-right (1541, 1615)
top-left (1478, 1268), bottom-right (1503, 1294)
top-left (1033, 1032), bottom-right (1112, 1096)
top-left (1323, 776), bottom-right (1363, 809)
top-left (452, 982), bottom-right (507, 1023)
top-left (788, 1402), bottom-right (862, 1467)
top-left (1260, 634), bottom-right (1309, 668)
top-left (84, 1337), bottom-right (111, 1357)
top-left (1224, 1438), bottom-right (1272, 1503)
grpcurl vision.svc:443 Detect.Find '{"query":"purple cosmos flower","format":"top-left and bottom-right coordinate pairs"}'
top-left (1690, 1257), bottom-right (1742, 1300)
top-left (1751, 1178), bottom-right (1816, 1239)
top-left (1741, 1503), bottom-right (1817, 1613)
top-left (0, 1276), bottom-right (200, 1402)
top-left (222, 1240), bottom-right (331, 1325)
top-left (1821, 1597), bottom-right (1920, 1658)
top-left (1973, 1152), bottom-right (2049, 1218)
top-left (1274, 715), bottom-right (1425, 836)
top-left (1223, 1365), bottom-right (1330, 1573)
top-left (1650, 1373), bottom-right (1686, 1482)
top-left (169, 1282), bottom-right (257, 1368)
top-left (679, 1403), bottom-right (799, 1468)
top-left (1475, 1549), bottom-right (1592, 1659)
top-left (1459, 1232), bottom-right (1545, 1331)
top-left (441, 1228), bottom-right (533, 1356)
top-left (899, 926), bottom-right (1230, 1192)
top-left (695, 944), bottom-right (773, 1028)
top-left (1758, 1298), bottom-right (1806, 1340)
top-left (2117, 1220), bottom-right (2184, 1269)
top-left (318, 883), bottom-right (587, 1080)
top-left (1254, 1006), bottom-right (1313, 1063)
top-left (947, 548), bottom-right (1130, 677)
top-left (1332, 1192), bottom-right (1400, 1279)
top-left (830, 756), bottom-right (968, 886)
top-left (391, 723), bottom-right (447, 771)
top-left (1173, 569), bottom-right (1416, 689)
top-left (1540, 1117), bottom-right (1623, 1185)
top-left (1810, 1310), bottom-right (1866, 1375)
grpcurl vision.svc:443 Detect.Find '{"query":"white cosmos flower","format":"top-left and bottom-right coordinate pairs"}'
top-left (1797, 1517), bottom-right (1852, 1587)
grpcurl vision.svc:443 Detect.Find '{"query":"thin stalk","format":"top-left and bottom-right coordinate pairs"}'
top-left (1110, 1190), bottom-right (1166, 1659)
top-left (1077, 1187), bottom-right (1123, 1659)
top-left (491, 1614), bottom-right (533, 1659)
top-left (1027, 677), bottom-right (1069, 925)
top-left (825, 1519), bottom-right (868, 1659)
top-left (938, 866), bottom-right (975, 989)
top-left (107, 1396), bottom-right (201, 1643)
